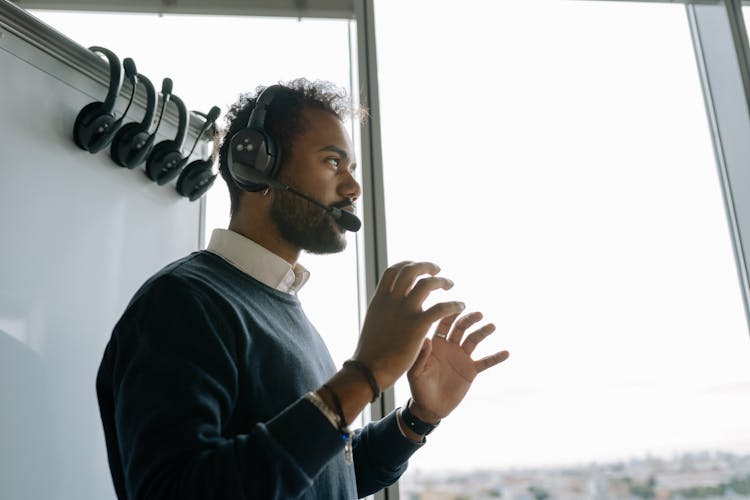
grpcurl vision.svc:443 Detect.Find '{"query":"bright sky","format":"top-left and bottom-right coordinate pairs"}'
top-left (32, 0), bottom-right (750, 475)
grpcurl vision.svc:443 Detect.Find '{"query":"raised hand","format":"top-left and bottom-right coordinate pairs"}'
top-left (352, 261), bottom-right (466, 390)
top-left (407, 311), bottom-right (509, 423)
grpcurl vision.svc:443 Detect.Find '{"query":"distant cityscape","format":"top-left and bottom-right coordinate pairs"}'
top-left (400, 452), bottom-right (750, 499)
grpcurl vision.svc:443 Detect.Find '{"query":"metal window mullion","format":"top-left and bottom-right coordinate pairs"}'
top-left (354, 0), bottom-right (389, 388)
top-left (354, 0), bottom-right (398, 499)
top-left (687, 0), bottom-right (750, 334)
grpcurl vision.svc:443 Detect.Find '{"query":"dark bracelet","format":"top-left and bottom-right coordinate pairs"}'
top-left (320, 384), bottom-right (353, 463)
top-left (322, 383), bottom-right (347, 432)
top-left (343, 359), bottom-right (381, 403)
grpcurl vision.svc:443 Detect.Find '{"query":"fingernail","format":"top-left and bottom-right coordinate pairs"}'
top-left (458, 302), bottom-right (465, 310)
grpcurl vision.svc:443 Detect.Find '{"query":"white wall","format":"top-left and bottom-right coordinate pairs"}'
top-left (0, 26), bottom-right (201, 500)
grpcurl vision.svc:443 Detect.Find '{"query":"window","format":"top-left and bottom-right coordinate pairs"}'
top-left (374, 1), bottom-right (750, 497)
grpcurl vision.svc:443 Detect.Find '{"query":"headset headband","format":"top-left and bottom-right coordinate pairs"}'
top-left (88, 46), bottom-right (122, 113)
top-left (135, 73), bottom-right (157, 131)
top-left (247, 85), bottom-right (285, 131)
top-left (170, 94), bottom-right (189, 149)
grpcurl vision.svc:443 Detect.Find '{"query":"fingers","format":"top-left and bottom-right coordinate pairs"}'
top-left (474, 350), bottom-right (510, 373)
top-left (461, 322), bottom-right (496, 355)
top-left (391, 262), bottom-right (441, 297)
top-left (377, 261), bottom-right (413, 293)
top-left (446, 311), bottom-right (483, 345)
top-left (433, 312), bottom-right (460, 340)
top-left (407, 276), bottom-right (454, 309)
top-left (423, 301), bottom-right (466, 324)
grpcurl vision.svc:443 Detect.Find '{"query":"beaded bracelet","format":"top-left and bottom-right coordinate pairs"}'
top-left (304, 391), bottom-right (340, 430)
top-left (322, 383), bottom-right (353, 463)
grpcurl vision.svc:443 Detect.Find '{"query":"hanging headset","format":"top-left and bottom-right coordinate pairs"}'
top-left (109, 72), bottom-right (159, 168)
top-left (73, 47), bottom-right (135, 153)
top-left (227, 85), bottom-right (285, 192)
top-left (175, 106), bottom-right (221, 201)
top-left (144, 94), bottom-right (188, 185)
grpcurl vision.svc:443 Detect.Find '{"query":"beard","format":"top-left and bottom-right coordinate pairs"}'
top-left (269, 188), bottom-right (348, 254)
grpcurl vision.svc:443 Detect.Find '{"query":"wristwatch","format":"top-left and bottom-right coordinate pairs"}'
top-left (400, 399), bottom-right (440, 436)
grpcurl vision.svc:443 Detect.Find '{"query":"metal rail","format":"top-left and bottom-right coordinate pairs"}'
top-left (0, 0), bottom-right (206, 138)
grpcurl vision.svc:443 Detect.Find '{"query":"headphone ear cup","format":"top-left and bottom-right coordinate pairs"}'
top-left (73, 102), bottom-right (111, 151)
top-left (110, 122), bottom-right (145, 167)
top-left (145, 140), bottom-right (172, 181)
top-left (176, 159), bottom-right (216, 201)
top-left (259, 128), bottom-right (280, 179)
top-left (86, 114), bottom-right (121, 154)
top-left (247, 128), bottom-right (278, 177)
top-left (227, 127), bottom-right (278, 191)
top-left (146, 141), bottom-right (185, 185)
top-left (155, 150), bottom-right (186, 186)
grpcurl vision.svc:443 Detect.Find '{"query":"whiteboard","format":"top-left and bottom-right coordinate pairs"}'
top-left (0, 22), bottom-right (202, 500)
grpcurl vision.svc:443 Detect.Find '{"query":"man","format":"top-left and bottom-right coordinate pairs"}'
top-left (96, 79), bottom-right (509, 499)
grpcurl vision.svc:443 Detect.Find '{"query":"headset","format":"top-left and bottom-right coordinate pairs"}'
top-left (175, 107), bottom-right (221, 201)
top-left (224, 85), bottom-right (363, 232)
top-left (109, 73), bottom-right (159, 168)
top-left (227, 85), bottom-right (285, 192)
top-left (144, 94), bottom-right (188, 184)
top-left (73, 47), bottom-right (135, 153)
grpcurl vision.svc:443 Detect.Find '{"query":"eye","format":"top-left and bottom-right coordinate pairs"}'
top-left (325, 157), bottom-right (341, 171)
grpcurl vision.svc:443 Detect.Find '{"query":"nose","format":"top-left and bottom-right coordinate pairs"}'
top-left (339, 169), bottom-right (361, 203)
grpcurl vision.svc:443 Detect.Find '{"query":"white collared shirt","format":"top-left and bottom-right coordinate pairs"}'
top-left (206, 228), bottom-right (310, 294)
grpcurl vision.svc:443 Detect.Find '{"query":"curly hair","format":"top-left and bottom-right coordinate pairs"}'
top-left (216, 78), bottom-right (362, 217)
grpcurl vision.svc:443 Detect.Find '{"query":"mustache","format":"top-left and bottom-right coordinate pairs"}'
top-left (330, 198), bottom-right (355, 211)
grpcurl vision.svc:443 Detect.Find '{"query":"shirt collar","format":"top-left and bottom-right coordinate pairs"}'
top-left (206, 228), bottom-right (310, 294)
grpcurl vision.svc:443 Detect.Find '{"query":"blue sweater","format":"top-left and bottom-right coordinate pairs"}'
top-left (96, 251), bottom-right (421, 499)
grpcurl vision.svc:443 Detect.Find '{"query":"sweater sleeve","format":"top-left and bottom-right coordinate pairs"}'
top-left (97, 275), bottom-right (345, 500)
top-left (353, 409), bottom-right (425, 498)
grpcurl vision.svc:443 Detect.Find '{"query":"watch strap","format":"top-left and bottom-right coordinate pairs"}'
top-left (400, 399), bottom-right (439, 436)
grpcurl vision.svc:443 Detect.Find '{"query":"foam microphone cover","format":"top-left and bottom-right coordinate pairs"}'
top-left (123, 58), bottom-right (137, 79)
top-left (162, 78), bottom-right (173, 95)
top-left (337, 210), bottom-right (362, 232)
top-left (206, 106), bottom-right (221, 123)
